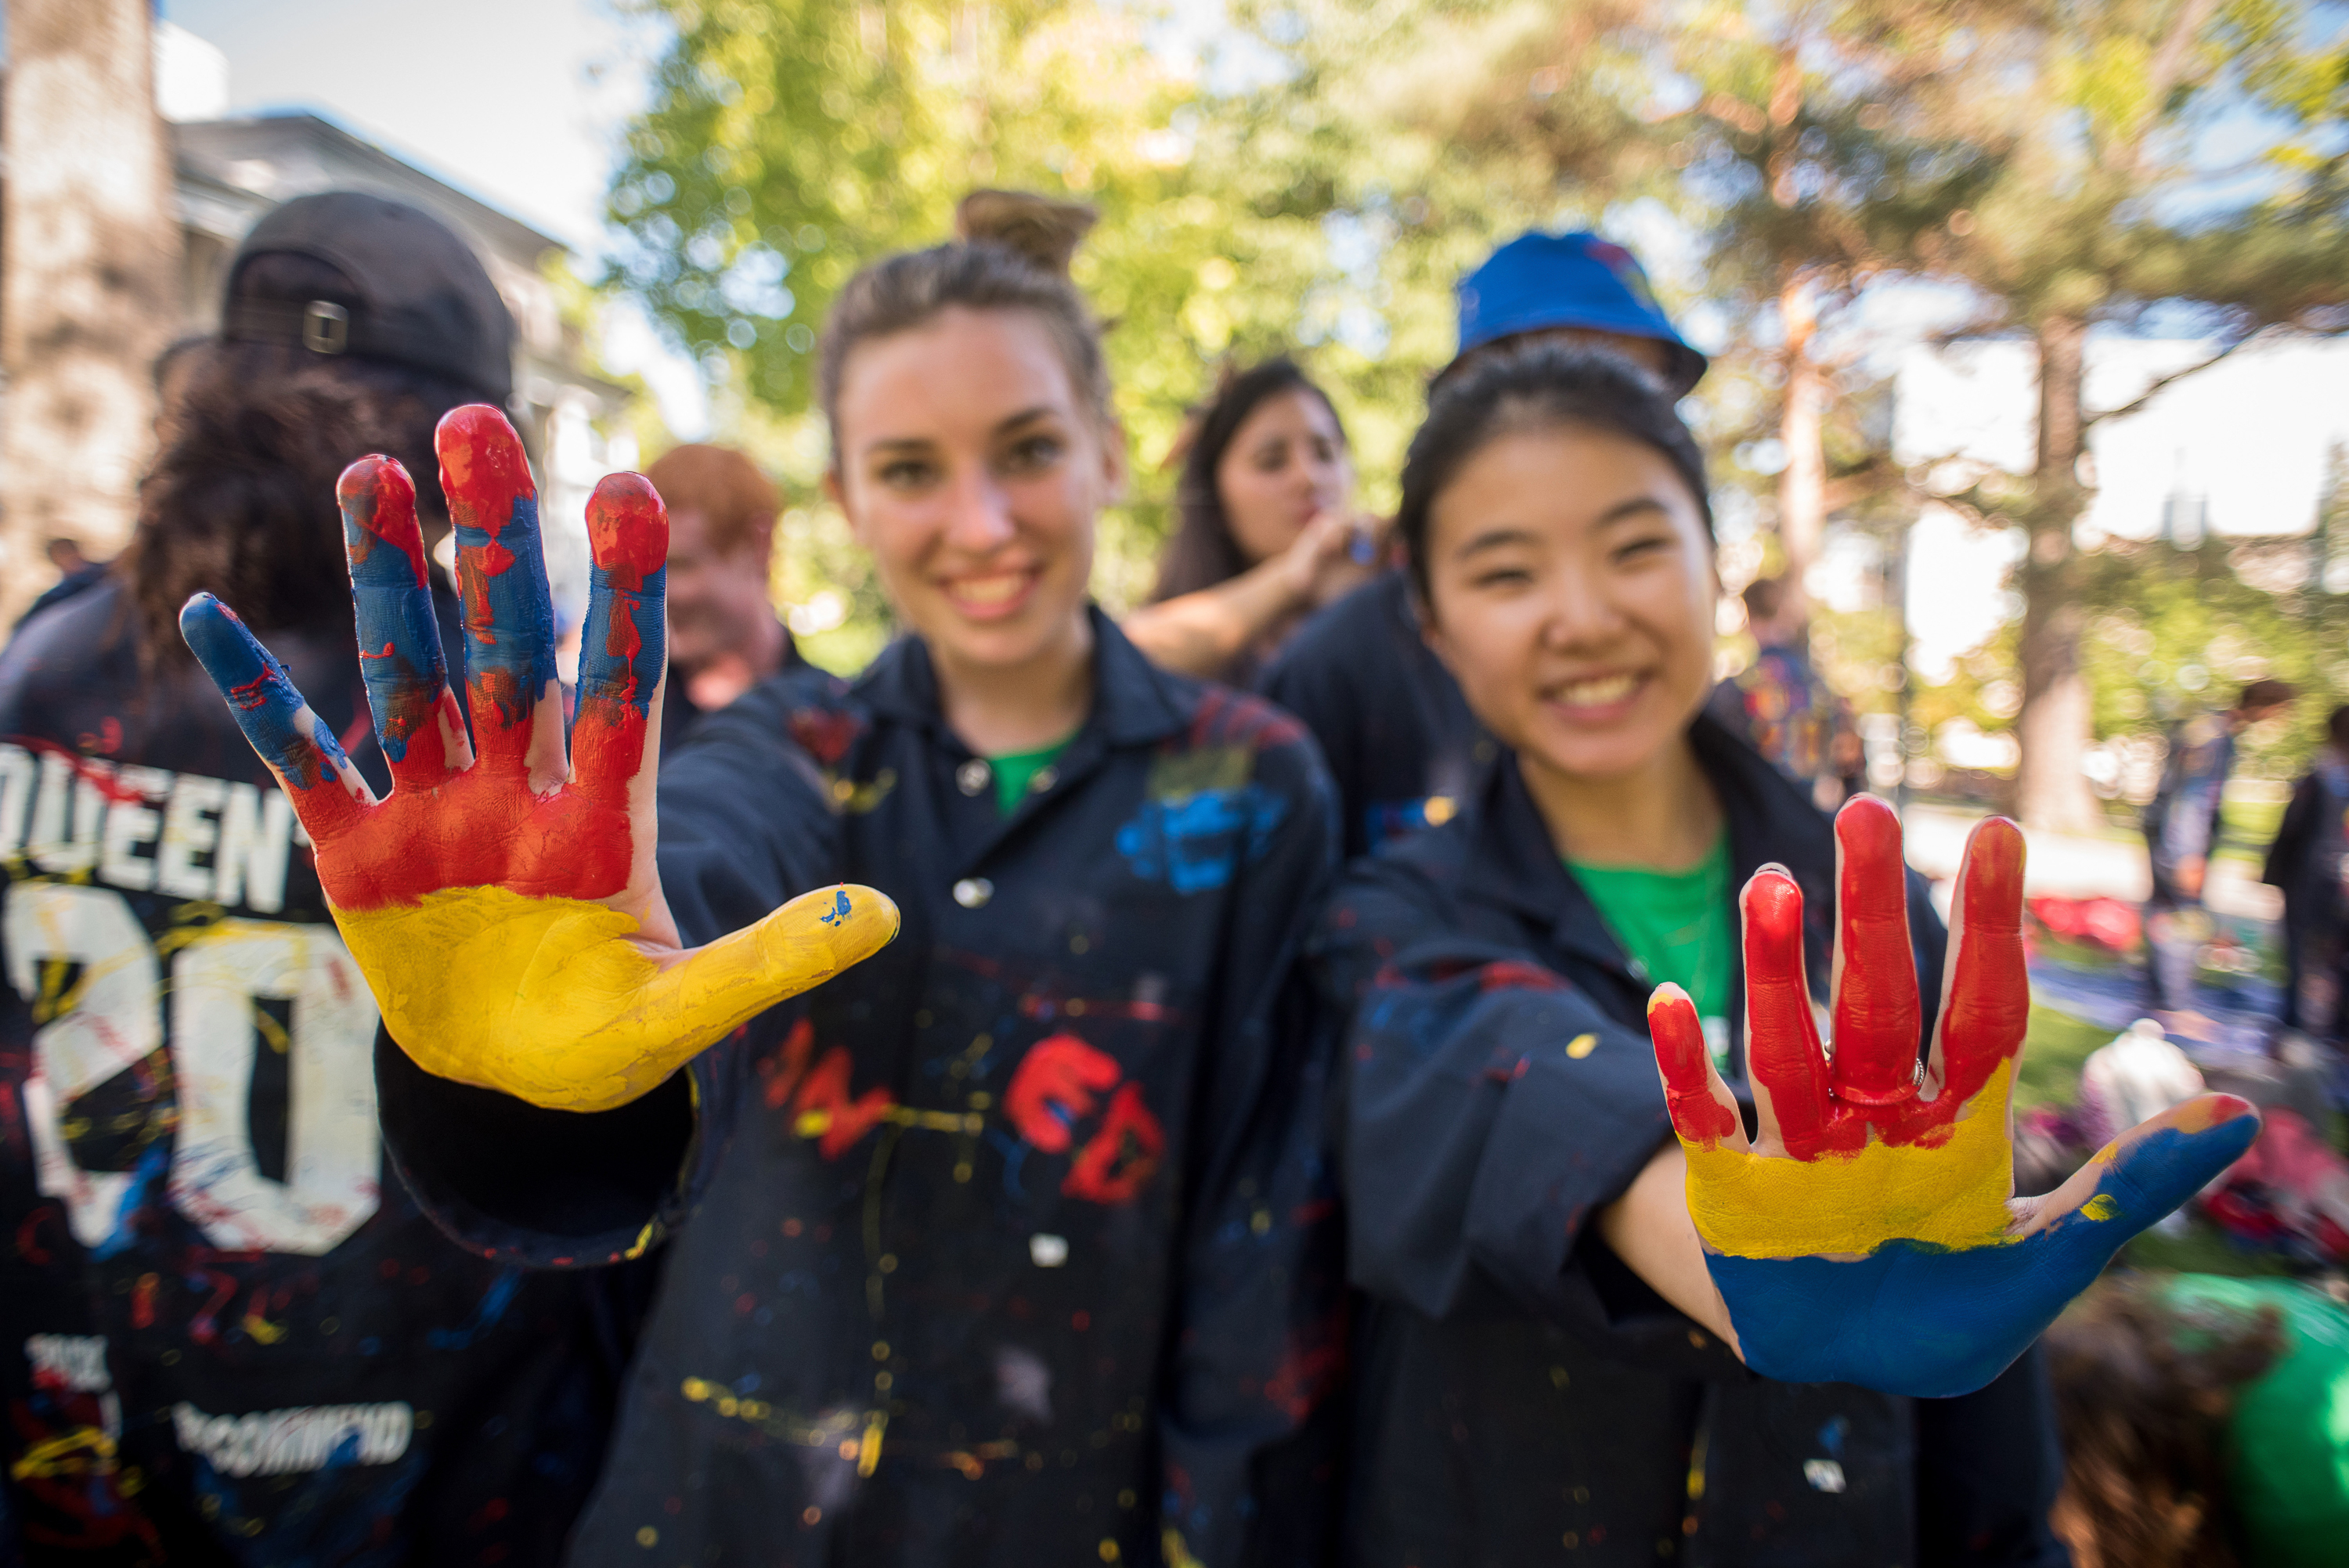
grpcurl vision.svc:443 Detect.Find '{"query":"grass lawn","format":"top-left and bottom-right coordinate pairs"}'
top-left (2015, 994), bottom-right (2305, 1277)
top-left (2015, 1004), bottom-right (2113, 1112)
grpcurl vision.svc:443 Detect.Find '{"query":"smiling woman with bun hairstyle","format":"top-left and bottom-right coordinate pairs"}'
top-left (359, 189), bottom-right (1347, 1567)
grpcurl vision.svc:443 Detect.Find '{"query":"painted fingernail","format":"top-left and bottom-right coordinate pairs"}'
top-left (1836, 794), bottom-right (1902, 862)
top-left (2178, 1093), bottom-right (2257, 1131)
top-left (337, 456), bottom-right (428, 582)
top-left (1651, 990), bottom-right (1708, 1083)
top-left (1743, 870), bottom-right (1805, 961)
top-left (1962, 817), bottom-right (2026, 914)
top-left (435, 404), bottom-right (536, 519)
top-left (588, 474), bottom-right (669, 588)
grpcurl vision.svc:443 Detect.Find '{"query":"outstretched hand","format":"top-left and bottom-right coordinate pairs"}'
top-left (181, 406), bottom-right (896, 1112)
top-left (1647, 796), bottom-right (2257, 1399)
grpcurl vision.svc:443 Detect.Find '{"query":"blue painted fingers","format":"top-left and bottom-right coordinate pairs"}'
top-left (178, 593), bottom-right (375, 843)
top-left (339, 453), bottom-right (470, 788)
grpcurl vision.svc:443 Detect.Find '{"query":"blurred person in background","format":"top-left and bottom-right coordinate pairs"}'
top-left (2143, 677), bottom-right (2297, 1015)
top-left (1707, 574), bottom-right (1861, 810)
top-left (2043, 1275), bottom-right (2349, 1568)
top-left (1122, 358), bottom-right (1384, 683)
top-left (0, 193), bottom-right (629, 1565)
top-left (8, 539), bottom-right (110, 636)
top-left (1435, 230), bottom-right (1709, 393)
top-left (1261, 229), bottom-right (1706, 860)
top-left (643, 442), bottom-right (799, 748)
top-left (2262, 701), bottom-right (2349, 1044)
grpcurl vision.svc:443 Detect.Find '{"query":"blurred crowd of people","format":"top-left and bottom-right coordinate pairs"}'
top-left (1, 184), bottom-right (2343, 1568)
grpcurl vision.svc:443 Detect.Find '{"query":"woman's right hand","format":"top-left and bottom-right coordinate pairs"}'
top-left (181, 406), bottom-right (897, 1114)
top-left (1280, 509), bottom-right (1387, 609)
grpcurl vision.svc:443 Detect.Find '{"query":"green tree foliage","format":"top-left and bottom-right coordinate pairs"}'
top-left (608, 0), bottom-right (2349, 748)
top-left (2076, 535), bottom-right (2349, 784)
top-left (606, 0), bottom-right (1391, 649)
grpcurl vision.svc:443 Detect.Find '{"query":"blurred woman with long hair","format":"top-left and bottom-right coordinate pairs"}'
top-left (1123, 357), bottom-right (1381, 681)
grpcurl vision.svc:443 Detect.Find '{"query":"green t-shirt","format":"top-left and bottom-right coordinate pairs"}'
top-left (987, 738), bottom-right (1074, 817)
top-left (1568, 834), bottom-right (1734, 1065)
top-left (2163, 1275), bottom-right (2349, 1566)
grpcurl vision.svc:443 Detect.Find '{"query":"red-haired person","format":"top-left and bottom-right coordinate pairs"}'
top-left (643, 442), bottom-right (800, 746)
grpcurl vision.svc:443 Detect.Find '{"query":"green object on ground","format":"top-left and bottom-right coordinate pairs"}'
top-left (2163, 1275), bottom-right (2349, 1566)
top-left (2120, 1222), bottom-right (2301, 1278)
top-left (988, 738), bottom-right (1074, 817)
top-left (2015, 1003), bottom-right (2111, 1111)
top-left (1568, 835), bottom-right (1732, 1057)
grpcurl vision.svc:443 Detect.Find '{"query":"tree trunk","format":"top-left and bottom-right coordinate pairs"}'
top-left (1777, 273), bottom-right (1827, 609)
top-left (2012, 314), bottom-right (2106, 834)
top-left (0, 0), bottom-right (182, 623)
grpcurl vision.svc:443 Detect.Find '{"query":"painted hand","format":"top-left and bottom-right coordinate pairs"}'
top-left (1647, 795), bottom-right (2258, 1399)
top-left (180, 406), bottom-right (897, 1113)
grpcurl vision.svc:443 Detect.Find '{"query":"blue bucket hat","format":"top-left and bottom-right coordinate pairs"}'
top-left (1447, 230), bottom-right (1706, 397)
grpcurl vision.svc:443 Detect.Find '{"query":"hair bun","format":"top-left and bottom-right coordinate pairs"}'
top-left (954, 189), bottom-right (1098, 279)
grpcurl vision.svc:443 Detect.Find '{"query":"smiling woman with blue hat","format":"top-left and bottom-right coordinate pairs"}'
top-left (1261, 231), bottom-right (1708, 862)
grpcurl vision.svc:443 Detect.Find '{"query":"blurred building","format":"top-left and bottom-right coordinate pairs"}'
top-left (0, 0), bottom-right (183, 622)
top-left (2, 20), bottom-right (634, 633)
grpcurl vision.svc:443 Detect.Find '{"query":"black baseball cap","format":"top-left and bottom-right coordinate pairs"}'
top-left (221, 192), bottom-right (516, 404)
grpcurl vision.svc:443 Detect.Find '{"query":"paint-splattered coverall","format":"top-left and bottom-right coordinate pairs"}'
top-left (0, 579), bottom-right (633, 1566)
top-left (1310, 715), bottom-right (2072, 1567)
top-left (380, 611), bottom-right (1348, 1566)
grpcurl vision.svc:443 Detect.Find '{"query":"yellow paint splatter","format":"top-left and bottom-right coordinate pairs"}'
top-left (9, 1426), bottom-right (116, 1480)
top-left (1684, 1060), bottom-right (2021, 1260)
top-left (1566, 1033), bottom-right (1597, 1059)
top-left (2080, 1193), bottom-right (2120, 1222)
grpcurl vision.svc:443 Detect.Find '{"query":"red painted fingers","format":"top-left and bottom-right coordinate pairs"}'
top-left (1741, 867), bottom-right (1838, 1159)
top-left (1828, 795), bottom-right (1924, 1106)
top-left (1929, 816), bottom-right (2031, 1112)
top-left (571, 474), bottom-right (669, 802)
top-left (1649, 984), bottom-right (1741, 1148)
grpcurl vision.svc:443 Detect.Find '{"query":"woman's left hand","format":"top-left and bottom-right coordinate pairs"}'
top-left (1647, 795), bottom-right (2259, 1399)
